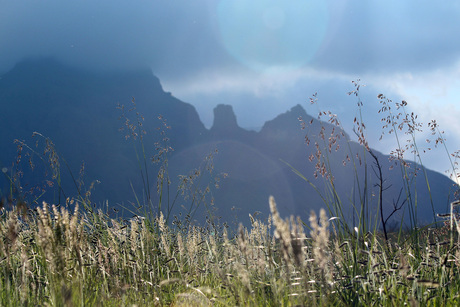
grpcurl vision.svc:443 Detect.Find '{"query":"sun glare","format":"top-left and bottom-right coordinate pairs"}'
top-left (216, 0), bottom-right (329, 72)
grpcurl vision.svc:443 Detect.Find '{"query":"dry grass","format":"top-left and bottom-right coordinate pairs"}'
top-left (0, 196), bottom-right (460, 306)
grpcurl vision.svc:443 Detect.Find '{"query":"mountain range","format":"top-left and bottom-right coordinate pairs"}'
top-left (0, 58), bottom-right (456, 228)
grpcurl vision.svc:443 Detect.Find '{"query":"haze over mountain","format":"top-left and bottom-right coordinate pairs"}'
top-left (2, 1), bottom-right (460, 184)
top-left (0, 59), bottom-right (456, 228)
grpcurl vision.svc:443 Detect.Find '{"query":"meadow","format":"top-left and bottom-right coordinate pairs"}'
top-left (1, 84), bottom-right (460, 306)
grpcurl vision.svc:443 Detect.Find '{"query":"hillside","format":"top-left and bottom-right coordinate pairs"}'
top-left (0, 59), bottom-right (456, 227)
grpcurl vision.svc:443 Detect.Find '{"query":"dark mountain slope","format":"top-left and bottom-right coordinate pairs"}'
top-left (0, 58), bottom-right (207, 204)
top-left (0, 59), bottom-right (456, 228)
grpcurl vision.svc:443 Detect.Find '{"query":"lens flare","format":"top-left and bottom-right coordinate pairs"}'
top-left (217, 0), bottom-right (329, 72)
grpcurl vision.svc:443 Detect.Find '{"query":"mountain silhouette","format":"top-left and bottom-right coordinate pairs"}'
top-left (0, 59), bottom-right (456, 228)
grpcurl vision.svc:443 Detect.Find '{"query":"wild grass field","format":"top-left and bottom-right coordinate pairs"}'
top-left (1, 85), bottom-right (460, 306)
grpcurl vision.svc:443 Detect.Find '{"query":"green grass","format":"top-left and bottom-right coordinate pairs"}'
top-left (1, 84), bottom-right (460, 306)
top-left (1, 197), bottom-right (460, 306)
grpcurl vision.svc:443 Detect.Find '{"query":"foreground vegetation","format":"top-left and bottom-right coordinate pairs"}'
top-left (1, 196), bottom-right (460, 306)
top-left (1, 83), bottom-right (460, 305)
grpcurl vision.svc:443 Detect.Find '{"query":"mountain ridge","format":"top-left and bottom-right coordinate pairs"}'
top-left (0, 59), bottom-right (456, 227)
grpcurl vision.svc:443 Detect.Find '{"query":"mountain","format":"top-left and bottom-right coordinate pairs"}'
top-left (0, 58), bottom-right (207, 206)
top-left (0, 59), bottom-right (456, 229)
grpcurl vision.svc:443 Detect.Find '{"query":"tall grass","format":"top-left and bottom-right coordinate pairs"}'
top-left (1, 86), bottom-right (459, 305)
top-left (297, 82), bottom-right (458, 241)
top-left (117, 98), bottom-right (223, 226)
top-left (1, 196), bottom-right (460, 306)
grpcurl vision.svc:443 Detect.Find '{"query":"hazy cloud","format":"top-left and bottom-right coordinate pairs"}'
top-left (0, 0), bottom-right (234, 75)
top-left (314, 1), bottom-right (460, 74)
top-left (3, 1), bottom-right (460, 76)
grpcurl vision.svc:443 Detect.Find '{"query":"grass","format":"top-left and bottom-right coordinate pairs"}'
top-left (1, 83), bottom-right (460, 306)
top-left (1, 196), bottom-right (460, 306)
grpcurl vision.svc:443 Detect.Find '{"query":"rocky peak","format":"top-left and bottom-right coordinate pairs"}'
top-left (209, 104), bottom-right (257, 141)
top-left (211, 104), bottom-right (239, 131)
top-left (260, 104), bottom-right (309, 133)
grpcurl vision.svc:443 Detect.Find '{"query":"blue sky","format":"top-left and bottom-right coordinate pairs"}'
top-left (1, 0), bottom-right (460, 179)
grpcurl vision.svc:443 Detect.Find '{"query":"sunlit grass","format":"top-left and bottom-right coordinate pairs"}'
top-left (1, 196), bottom-right (460, 306)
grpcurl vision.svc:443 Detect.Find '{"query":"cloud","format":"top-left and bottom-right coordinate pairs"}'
top-left (0, 0), bottom-right (233, 76)
top-left (313, 1), bottom-right (460, 74)
top-left (2, 1), bottom-right (460, 77)
top-left (153, 0), bottom-right (460, 78)
top-left (164, 66), bottom-right (369, 130)
top-left (364, 60), bottom-right (460, 136)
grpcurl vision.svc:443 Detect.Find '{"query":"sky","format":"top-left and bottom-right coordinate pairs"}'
top-left (1, 0), bottom-right (460, 179)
